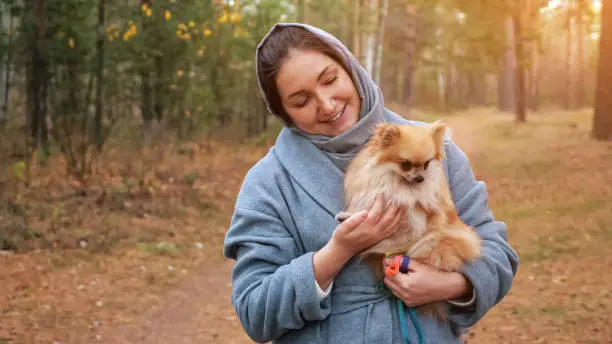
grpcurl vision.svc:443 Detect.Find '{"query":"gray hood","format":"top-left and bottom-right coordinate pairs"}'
top-left (255, 23), bottom-right (386, 172)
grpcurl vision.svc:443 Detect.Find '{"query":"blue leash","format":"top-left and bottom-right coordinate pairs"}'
top-left (397, 298), bottom-right (425, 344)
top-left (378, 254), bottom-right (425, 344)
top-left (375, 279), bottom-right (425, 344)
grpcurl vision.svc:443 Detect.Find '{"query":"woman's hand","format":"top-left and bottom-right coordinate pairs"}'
top-left (382, 258), bottom-right (472, 307)
top-left (313, 196), bottom-right (404, 291)
top-left (329, 196), bottom-right (404, 258)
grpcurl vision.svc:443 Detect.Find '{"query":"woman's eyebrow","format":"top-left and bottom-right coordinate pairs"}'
top-left (316, 65), bottom-right (332, 82)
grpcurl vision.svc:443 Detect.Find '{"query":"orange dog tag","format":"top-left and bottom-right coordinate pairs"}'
top-left (385, 255), bottom-right (403, 276)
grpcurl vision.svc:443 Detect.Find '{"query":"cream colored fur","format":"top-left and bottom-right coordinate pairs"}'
top-left (341, 121), bottom-right (482, 321)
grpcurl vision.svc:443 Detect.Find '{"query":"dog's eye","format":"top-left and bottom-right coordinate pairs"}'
top-left (401, 160), bottom-right (413, 170)
top-left (424, 160), bottom-right (431, 170)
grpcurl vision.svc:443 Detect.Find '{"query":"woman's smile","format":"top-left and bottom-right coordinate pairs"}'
top-left (322, 104), bottom-right (347, 123)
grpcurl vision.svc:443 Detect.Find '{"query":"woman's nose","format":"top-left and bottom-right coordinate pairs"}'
top-left (318, 94), bottom-right (335, 115)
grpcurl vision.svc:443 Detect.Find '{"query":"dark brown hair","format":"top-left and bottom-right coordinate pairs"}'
top-left (257, 26), bottom-right (352, 125)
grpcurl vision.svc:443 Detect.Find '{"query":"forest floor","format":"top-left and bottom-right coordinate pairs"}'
top-left (1, 108), bottom-right (611, 344)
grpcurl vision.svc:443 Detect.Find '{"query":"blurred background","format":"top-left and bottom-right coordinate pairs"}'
top-left (0, 0), bottom-right (610, 343)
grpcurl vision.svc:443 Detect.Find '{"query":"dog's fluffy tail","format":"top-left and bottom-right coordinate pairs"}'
top-left (408, 227), bottom-right (481, 272)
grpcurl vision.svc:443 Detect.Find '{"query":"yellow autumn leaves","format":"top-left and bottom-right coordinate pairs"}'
top-left (176, 20), bottom-right (214, 41)
top-left (123, 20), bottom-right (137, 41)
top-left (62, 5), bottom-right (238, 49)
top-left (217, 10), bottom-right (241, 24)
top-left (176, 23), bottom-right (191, 40)
top-left (92, 6), bottom-right (241, 44)
top-left (142, 4), bottom-right (152, 17)
top-left (56, 31), bottom-right (77, 48)
top-left (105, 21), bottom-right (135, 42)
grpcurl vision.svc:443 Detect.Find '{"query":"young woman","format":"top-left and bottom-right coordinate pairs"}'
top-left (223, 23), bottom-right (519, 344)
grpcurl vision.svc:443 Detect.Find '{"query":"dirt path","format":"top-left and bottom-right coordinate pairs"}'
top-left (101, 258), bottom-right (251, 344)
top-left (100, 113), bottom-right (490, 344)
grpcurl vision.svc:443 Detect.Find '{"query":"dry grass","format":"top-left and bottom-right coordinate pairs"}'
top-left (0, 124), bottom-right (272, 343)
top-left (1, 109), bottom-right (611, 343)
top-left (445, 109), bottom-right (612, 344)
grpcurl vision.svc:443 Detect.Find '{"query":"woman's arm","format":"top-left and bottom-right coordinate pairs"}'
top-left (225, 188), bottom-right (403, 343)
top-left (312, 237), bottom-right (354, 290)
top-left (224, 206), bottom-right (333, 343)
top-left (443, 140), bottom-right (519, 327)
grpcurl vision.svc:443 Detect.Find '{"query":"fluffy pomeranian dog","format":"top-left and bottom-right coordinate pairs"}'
top-left (338, 121), bottom-right (481, 319)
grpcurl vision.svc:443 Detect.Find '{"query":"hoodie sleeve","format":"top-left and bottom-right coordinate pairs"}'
top-left (444, 140), bottom-right (519, 328)
top-left (223, 181), bottom-right (333, 343)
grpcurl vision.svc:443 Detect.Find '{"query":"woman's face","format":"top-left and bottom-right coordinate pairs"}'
top-left (275, 49), bottom-right (361, 137)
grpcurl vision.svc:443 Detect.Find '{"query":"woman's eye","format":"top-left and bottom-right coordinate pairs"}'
top-left (401, 160), bottom-right (412, 170)
top-left (323, 76), bottom-right (337, 85)
top-left (296, 97), bottom-right (310, 108)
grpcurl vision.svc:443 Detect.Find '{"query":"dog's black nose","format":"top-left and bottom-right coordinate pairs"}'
top-left (413, 176), bottom-right (425, 183)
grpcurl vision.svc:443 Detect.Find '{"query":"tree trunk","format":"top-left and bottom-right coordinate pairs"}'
top-left (141, 74), bottom-right (152, 126)
top-left (154, 55), bottom-right (164, 121)
top-left (592, 0), bottom-right (612, 140)
top-left (498, 17), bottom-right (516, 113)
top-left (576, 0), bottom-right (586, 109)
top-left (29, 0), bottom-right (49, 148)
top-left (94, 0), bottom-right (105, 147)
top-left (341, 0), bottom-right (350, 48)
top-left (437, 67), bottom-right (445, 111)
top-left (513, 11), bottom-right (526, 122)
top-left (564, 8), bottom-right (573, 110)
top-left (402, 4), bottom-right (417, 105)
top-left (401, 49), bottom-right (412, 105)
top-left (1, 8), bottom-right (13, 122)
top-left (211, 51), bottom-right (228, 126)
top-left (372, 0), bottom-right (388, 85)
top-left (363, 0), bottom-right (376, 74)
top-left (444, 62), bottom-right (455, 111)
top-left (140, 0), bottom-right (153, 127)
top-left (468, 70), bottom-right (483, 107)
top-left (525, 0), bottom-right (540, 112)
top-left (529, 40), bottom-right (540, 111)
top-left (352, 0), bottom-right (361, 61)
top-left (0, 4), bottom-right (4, 121)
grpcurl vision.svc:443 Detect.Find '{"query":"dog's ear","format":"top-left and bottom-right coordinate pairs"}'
top-left (370, 123), bottom-right (400, 151)
top-left (430, 120), bottom-right (447, 160)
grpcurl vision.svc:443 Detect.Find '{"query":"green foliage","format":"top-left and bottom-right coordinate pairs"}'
top-left (0, 0), bottom-right (601, 154)
top-left (0, 0), bottom-right (293, 155)
top-left (11, 161), bottom-right (25, 181)
top-left (138, 241), bottom-right (180, 255)
top-left (184, 172), bottom-right (199, 186)
top-left (0, 226), bottom-right (42, 251)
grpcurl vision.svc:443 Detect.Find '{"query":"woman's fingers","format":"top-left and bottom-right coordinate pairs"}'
top-left (339, 210), bottom-right (368, 231)
top-left (376, 204), bottom-right (397, 228)
top-left (376, 205), bottom-right (403, 238)
top-left (385, 207), bottom-right (404, 234)
top-left (366, 196), bottom-right (384, 224)
top-left (383, 275), bottom-right (409, 303)
top-left (334, 211), bottom-right (353, 223)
